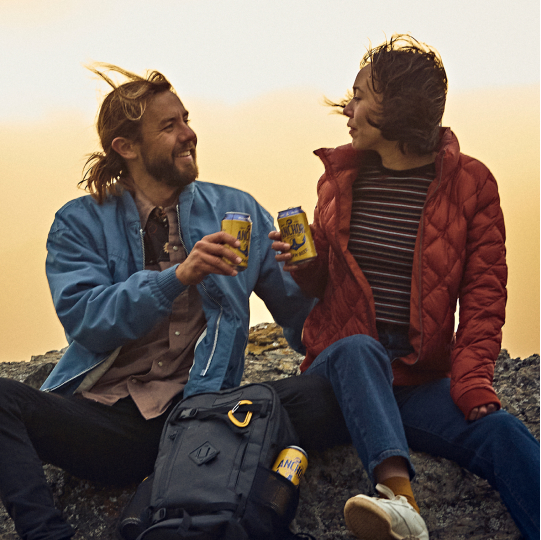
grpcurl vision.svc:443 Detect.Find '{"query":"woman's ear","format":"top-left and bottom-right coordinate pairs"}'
top-left (111, 137), bottom-right (138, 160)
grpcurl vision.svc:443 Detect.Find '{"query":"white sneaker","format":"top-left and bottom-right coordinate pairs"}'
top-left (343, 483), bottom-right (429, 540)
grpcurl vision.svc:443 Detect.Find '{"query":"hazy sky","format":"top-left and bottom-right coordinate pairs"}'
top-left (1, 0), bottom-right (539, 119)
top-left (0, 0), bottom-right (539, 362)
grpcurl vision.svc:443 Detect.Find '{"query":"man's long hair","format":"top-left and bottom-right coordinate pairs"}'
top-left (331, 35), bottom-right (448, 155)
top-left (80, 64), bottom-right (174, 203)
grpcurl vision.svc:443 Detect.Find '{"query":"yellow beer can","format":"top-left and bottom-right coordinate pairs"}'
top-left (277, 207), bottom-right (317, 265)
top-left (272, 445), bottom-right (308, 486)
top-left (221, 212), bottom-right (252, 271)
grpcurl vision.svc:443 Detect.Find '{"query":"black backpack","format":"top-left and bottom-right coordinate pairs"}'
top-left (117, 383), bottom-right (311, 540)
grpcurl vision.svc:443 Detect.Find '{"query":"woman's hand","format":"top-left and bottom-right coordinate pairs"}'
top-left (468, 403), bottom-right (499, 421)
top-left (268, 231), bottom-right (297, 272)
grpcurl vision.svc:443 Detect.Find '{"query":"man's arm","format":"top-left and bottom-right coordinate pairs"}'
top-left (175, 231), bottom-right (242, 285)
top-left (47, 208), bottom-right (241, 354)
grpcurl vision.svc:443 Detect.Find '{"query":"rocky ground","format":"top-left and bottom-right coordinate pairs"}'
top-left (0, 323), bottom-right (538, 539)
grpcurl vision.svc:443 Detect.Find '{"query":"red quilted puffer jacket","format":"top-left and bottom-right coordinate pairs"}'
top-left (292, 128), bottom-right (507, 418)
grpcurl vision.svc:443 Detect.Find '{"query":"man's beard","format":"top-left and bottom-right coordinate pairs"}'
top-left (143, 149), bottom-right (199, 189)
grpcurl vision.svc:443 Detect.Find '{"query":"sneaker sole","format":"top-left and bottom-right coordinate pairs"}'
top-left (344, 496), bottom-right (402, 540)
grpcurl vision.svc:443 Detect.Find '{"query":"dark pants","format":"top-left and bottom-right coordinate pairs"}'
top-left (0, 374), bottom-right (346, 540)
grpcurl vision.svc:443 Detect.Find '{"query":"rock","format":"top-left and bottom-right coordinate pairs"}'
top-left (0, 324), bottom-right (538, 539)
top-left (245, 322), bottom-right (291, 356)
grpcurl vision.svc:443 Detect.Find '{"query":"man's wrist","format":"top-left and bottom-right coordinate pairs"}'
top-left (157, 265), bottom-right (187, 298)
top-left (175, 262), bottom-right (193, 286)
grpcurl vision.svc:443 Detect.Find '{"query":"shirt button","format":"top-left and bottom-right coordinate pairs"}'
top-left (175, 331), bottom-right (180, 336)
top-left (173, 246), bottom-right (179, 252)
top-left (131, 378), bottom-right (138, 383)
top-left (158, 361), bottom-right (163, 367)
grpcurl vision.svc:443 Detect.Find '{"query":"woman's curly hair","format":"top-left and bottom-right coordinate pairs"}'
top-left (329, 35), bottom-right (448, 155)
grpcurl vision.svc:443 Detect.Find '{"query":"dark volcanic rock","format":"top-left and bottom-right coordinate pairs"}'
top-left (0, 324), bottom-right (538, 539)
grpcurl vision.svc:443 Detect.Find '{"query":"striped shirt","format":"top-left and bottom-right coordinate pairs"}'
top-left (348, 160), bottom-right (436, 325)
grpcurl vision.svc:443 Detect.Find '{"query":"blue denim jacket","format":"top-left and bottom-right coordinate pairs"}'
top-left (42, 182), bottom-right (313, 397)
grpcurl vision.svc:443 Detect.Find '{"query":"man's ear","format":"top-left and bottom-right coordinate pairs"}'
top-left (111, 137), bottom-right (138, 160)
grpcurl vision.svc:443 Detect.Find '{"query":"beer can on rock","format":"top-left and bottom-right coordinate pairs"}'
top-left (277, 207), bottom-right (317, 265)
top-left (221, 212), bottom-right (251, 271)
top-left (272, 445), bottom-right (308, 486)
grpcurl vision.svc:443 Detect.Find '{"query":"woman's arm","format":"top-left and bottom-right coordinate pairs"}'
top-left (450, 168), bottom-right (507, 420)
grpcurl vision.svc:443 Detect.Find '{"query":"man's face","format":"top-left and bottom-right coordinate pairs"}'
top-left (343, 66), bottom-right (387, 154)
top-left (136, 91), bottom-right (198, 189)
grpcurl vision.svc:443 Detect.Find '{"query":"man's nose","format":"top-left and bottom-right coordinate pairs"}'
top-left (178, 123), bottom-right (196, 143)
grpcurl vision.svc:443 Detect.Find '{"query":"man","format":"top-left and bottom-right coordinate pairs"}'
top-left (271, 35), bottom-right (539, 540)
top-left (0, 64), bottom-right (320, 540)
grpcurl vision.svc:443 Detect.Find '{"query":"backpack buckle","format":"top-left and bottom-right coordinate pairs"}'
top-left (179, 408), bottom-right (197, 419)
top-left (228, 400), bottom-right (253, 427)
top-left (152, 507), bottom-right (167, 524)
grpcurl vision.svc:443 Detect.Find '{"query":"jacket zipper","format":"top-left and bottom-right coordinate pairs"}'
top-left (139, 228), bottom-right (146, 270)
top-left (176, 206), bottom-right (223, 377)
top-left (324, 150), bottom-right (379, 337)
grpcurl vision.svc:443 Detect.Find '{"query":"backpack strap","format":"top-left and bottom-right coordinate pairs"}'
top-left (172, 402), bottom-right (267, 433)
top-left (151, 503), bottom-right (239, 525)
top-left (137, 509), bottom-right (250, 540)
top-left (176, 401), bottom-right (267, 422)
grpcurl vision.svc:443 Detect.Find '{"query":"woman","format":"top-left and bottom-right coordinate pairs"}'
top-left (271, 35), bottom-right (539, 540)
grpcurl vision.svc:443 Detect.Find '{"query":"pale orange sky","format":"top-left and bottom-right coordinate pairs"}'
top-left (0, 85), bottom-right (538, 362)
top-left (1, 0), bottom-right (538, 362)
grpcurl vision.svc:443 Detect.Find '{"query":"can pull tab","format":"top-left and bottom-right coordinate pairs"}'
top-left (228, 400), bottom-right (253, 427)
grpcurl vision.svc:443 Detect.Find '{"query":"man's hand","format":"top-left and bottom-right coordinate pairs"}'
top-left (468, 403), bottom-right (499, 421)
top-left (175, 231), bottom-right (242, 285)
top-left (268, 231), bottom-right (296, 272)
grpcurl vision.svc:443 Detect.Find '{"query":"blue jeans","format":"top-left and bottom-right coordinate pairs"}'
top-left (305, 330), bottom-right (540, 540)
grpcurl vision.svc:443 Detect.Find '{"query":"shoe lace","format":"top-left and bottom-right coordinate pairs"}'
top-left (375, 483), bottom-right (400, 500)
top-left (375, 484), bottom-right (425, 539)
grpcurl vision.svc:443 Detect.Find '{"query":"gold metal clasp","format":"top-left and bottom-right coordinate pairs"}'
top-left (228, 400), bottom-right (253, 427)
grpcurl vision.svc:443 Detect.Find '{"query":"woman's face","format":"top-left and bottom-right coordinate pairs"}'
top-left (343, 66), bottom-right (387, 154)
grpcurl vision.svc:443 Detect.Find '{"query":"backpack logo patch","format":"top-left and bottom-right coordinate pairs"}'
top-left (189, 441), bottom-right (220, 465)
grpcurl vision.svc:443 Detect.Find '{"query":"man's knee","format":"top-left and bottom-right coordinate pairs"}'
top-left (0, 377), bottom-right (31, 409)
top-left (270, 373), bottom-right (334, 407)
top-left (268, 374), bottom-right (351, 451)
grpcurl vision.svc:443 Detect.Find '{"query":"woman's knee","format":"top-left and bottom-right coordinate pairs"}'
top-left (479, 409), bottom-right (538, 448)
top-left (333, 334), bottom-right (379, 351)
top-left (316, 334), bottom-right (391, 376)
